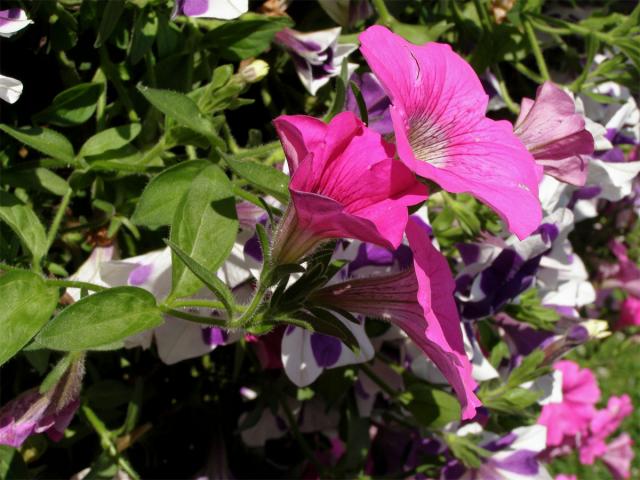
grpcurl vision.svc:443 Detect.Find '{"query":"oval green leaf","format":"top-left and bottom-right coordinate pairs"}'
top-left (35, 286), bottom-right (163, 351)
top-left (0, 191), bottom-right (48, 264)
top-left (0, 125), bottom-right (75, 164)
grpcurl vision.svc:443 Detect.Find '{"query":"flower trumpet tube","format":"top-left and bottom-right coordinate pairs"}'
top-left (311, 218), bottom-right (480, 419)
top-left (271, 111), bottom-right (428, 265)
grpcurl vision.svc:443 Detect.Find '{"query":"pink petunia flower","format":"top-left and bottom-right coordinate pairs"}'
top-left (359, 25), bottom-right (542, 240)
top-left (580, 394), bottom-right (633, 464)
top-left (537, 360), bottom-right (601, 446)
top-left (514, 82), bottom-right (595, 186)
top-left (619, 296), bottom-right (640, 328)
top-left (272, 111), bottom-right (428, 264)
top-left (0, 355), bottom-right (85, 447)
top-left (311, 217), bottom-right (480, 419)
top-left (600, 433), bottom-right (635, 480)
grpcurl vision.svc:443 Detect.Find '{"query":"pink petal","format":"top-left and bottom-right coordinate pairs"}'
top-left (274, 114), bottom-right (327, 173)
top-left (514, 82), bottom-right (594, 186)
top-left (359, 26), bottom-right (541, 239)
top-left (405, 218), bottom-right (480, 419)
top-left (283, 111), bottom-right (428, 250)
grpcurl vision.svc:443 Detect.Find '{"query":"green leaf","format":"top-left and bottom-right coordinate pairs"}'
top-left (0, 445), bottom-right (29, 480)
top-left (94, 0), bottom-right (125, 48)
top-left (1, 167), bottom-right (70, 196)
top-left (32, 83), bottom-right (103, 127)
top-left (0, 191), bottom-right (48, 264)
top-left (129, 8), bottom-right (158, 65)
top-left (0, 125), bottom-right (75, 164)
top-left (304, 307), bottom-right (360, 351)
top-left (137, 85), bottom-right (220, 144)
top-left (205, 14), bottom-right (292, 61)
top-left (164, 239), bottom-right (235, 319)
top-left (506, 349), bottom-right (548, 388)
top-left (0, 270), bottom-right (59, 366)
top-left (169, 165), bottom-right (238, 298)
top-left (79, 123), bottom-right (142, 158)
top-left (349, 81), bottom-right (368, 125)
top-left (224, 153), bottom-right (289, 204)
top-left (35, 286), bottom-right (163, 351)
top-left (405, 383), bottom-right (461, 428)
top-left (132, 160), bottom-right (209, 229)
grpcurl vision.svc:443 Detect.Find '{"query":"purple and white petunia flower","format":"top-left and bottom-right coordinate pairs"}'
top-left (281, 317), bottom-right (375, 388)
top-left (0, 355), bottom-right (85, 447)
top-left (0, 8), bottom-right (32, 104)
top-left (0, 8), bottom-right (32, 38)
top-left (174, 0), bottom-right (248, 20)
top-left (455, 209), bottom-right (574, 320)
top-left (441, 424), bottom-right (552, 480)
top-left (274, 27), bottom-right (358, 95)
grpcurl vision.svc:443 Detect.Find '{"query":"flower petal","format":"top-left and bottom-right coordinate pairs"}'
top-left (360, 26), bottom-right (541, 239)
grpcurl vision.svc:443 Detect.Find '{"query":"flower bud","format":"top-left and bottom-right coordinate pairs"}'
top-left (239, 60), bottom-right (269, 84)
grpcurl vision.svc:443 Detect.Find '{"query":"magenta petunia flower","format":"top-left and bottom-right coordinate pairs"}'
top-left (514, 82), bottom-right (595, 186)
top-left (537, 360), bottom-right (601, 446)
top-left (272, 111), bottom-right (428, 264)
top-left (359, 25), bottom-right (542, 240)
top-left (312, 217), bottom-right (480, 419)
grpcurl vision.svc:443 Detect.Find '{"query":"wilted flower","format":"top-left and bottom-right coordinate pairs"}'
top-left (275, 27), bottom-right (357, 95)
top-left (514, 82), bottom-right (595, 186)
top-left (312, 218), bottom-right (480, 419)
top-left (175, 0), bottom-right (248, 19)
top-left (271, 111), bottom-right (427, 265)
top-left (0, 354), bottom-right (85, 447)
top-left (359, 26), bottom-right (542, 239)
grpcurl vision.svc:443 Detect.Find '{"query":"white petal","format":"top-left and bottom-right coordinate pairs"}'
top-left (0, 74), bottom-right (23, 103)
top-left (588, 159), bottom-right (640, 201)
top-left (186, 0), bottom-right (248, 19)
top-left (66, 246), bottom-right (114, 301)
top-left (154, 317), bottom-right (216, 365)
top-left (281, 327), bottom-right (323, 387)
top-left (0, 10), bottom-right (32, 38)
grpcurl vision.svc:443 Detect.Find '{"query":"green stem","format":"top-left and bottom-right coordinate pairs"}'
top-left (359, 362), bottom-right (399, 399)
top-left (234, 141), bottom-right (282, 161)
top-left (372, 0), bottom-right (394, 26)
top-left (492, 65), bottom-right (520, 114)
top-left (99, 47), bottom-right (140, 122)
top-left (46, 278), bottom-right (107, 292)
top-left (159, 305), bottom-right (229, 327)
top-left (524, 19), bottom-right (551, 81)
top-left (472, 0), bottom-right (493, 31)
top-left (234, 282), bottom-right (269, 327)
top-left (82, 405), bottom-right (140, 480)
top-left (0, 262), bottom-right (21, 272)
top-left (46, 188), bottom-right (72, 254)
top-left (169, 298), bottom-right (229, 311)
top-left (513, 61), bottom-right (545, 84)
top-left (221, 121), bottom-right (240, 154)
top-left (139, 137), bottom-right (166, 166)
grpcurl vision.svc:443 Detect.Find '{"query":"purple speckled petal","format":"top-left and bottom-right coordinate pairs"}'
top-left (180, 0), bottom-right (209, 16)
top-left (243, 234), bottom-right (264, 262)
top-left (201, 327), bottom-right (228, 346)
top-left (128, 264), bottom-right (153, 286)
top-left (310, 332), bottom-right (342, 367)
top-left (491, 450), bottom-right (540, 475)
top-left (457, 243), bottom-right (480, 265)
